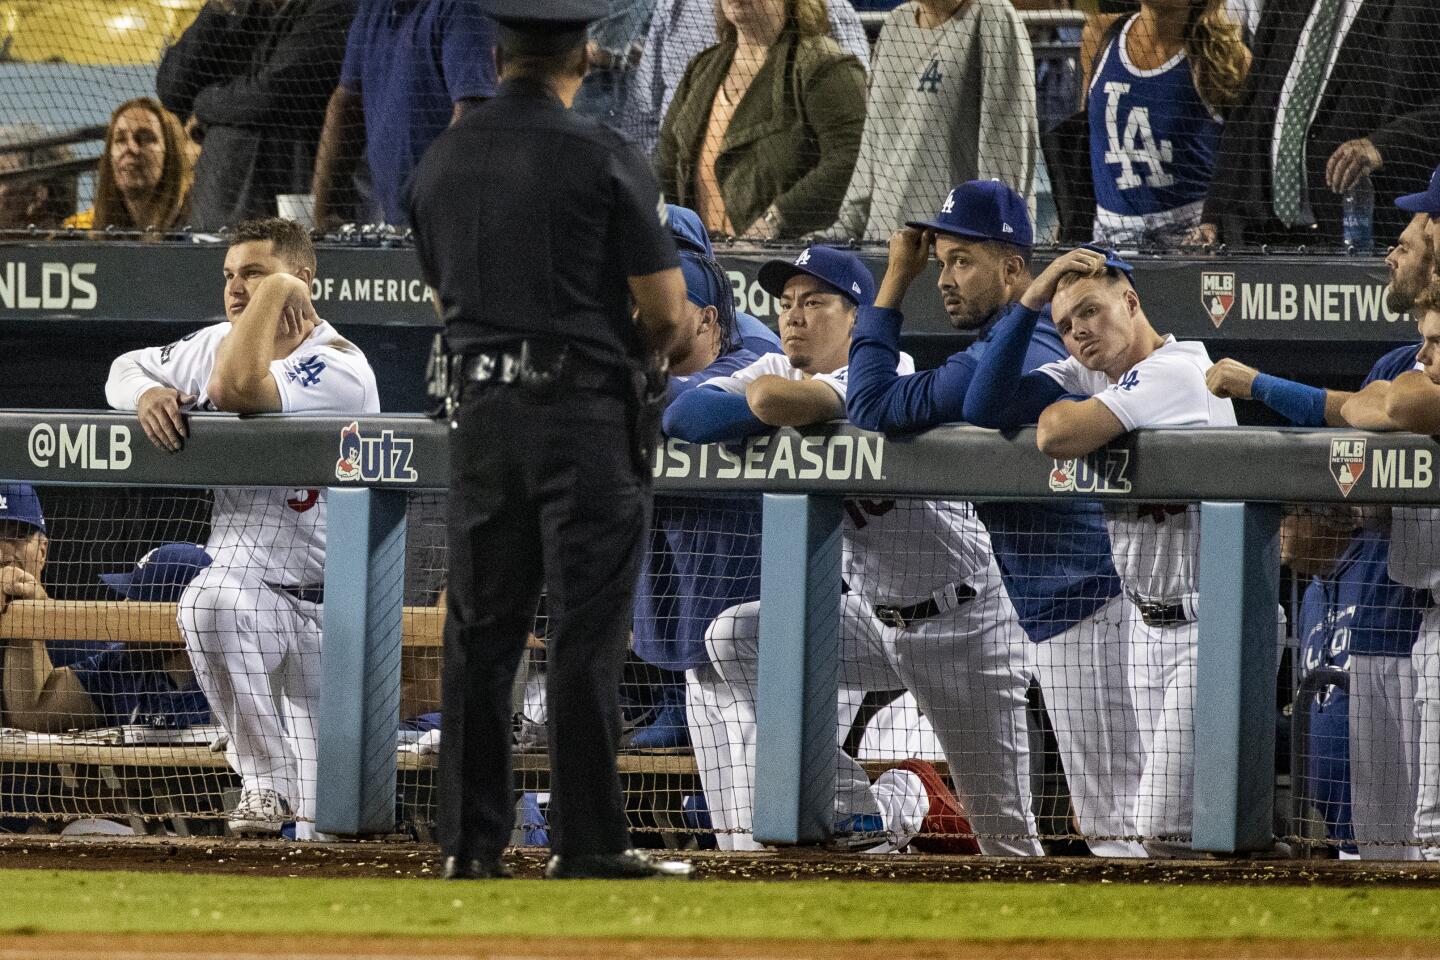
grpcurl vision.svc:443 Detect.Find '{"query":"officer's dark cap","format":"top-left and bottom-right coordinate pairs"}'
top-left (483, 0), bottom-right (604, 56)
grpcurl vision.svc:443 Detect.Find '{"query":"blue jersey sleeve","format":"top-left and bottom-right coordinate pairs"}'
top-left (963, 304), bottom-right (1067, 429)
top-left (1362, 343), bottom-right (1423, 386)
top-left (846, 307), bottom-right (975, 432)
top-left (663, 385), bottom-right (766, 442)
top-left (440, 0), bottom-right (498, 100)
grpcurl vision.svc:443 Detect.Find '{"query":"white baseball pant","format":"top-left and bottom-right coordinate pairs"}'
top-left (1030, 595), bottom-right (1147, 858)
top-left (1127, 617), bottom-right (1197, 846)
top-left (688, 574), bottom-right (1041, 856)
top-left (1347, 653), bottom-right (1421, 860)
top-left (1412, 605), bottom-right (1440, 859)
top-left (177, 565), bottom-right (323, 838)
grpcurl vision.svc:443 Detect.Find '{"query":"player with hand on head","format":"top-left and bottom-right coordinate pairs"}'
top-left (846, 181), bottom-right (1142, 857)
top-left (105, 217), bottom-right (379, 839)
top-left (0, 484), bottom-right (48, 620)
top-left (668, 244), bottom-right (1036, 857)
top-left (667, 204), bottom-right (782, 359)
top-left (963, 243), bottom-right (1236, 853)
top-left (1208, 171), bottom-right (1440, 858)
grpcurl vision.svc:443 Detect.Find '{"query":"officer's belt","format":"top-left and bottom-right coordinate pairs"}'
top-left (1133, 594), bottom-right (1196, 629)
top-left (872, 582), bottom-right (978, 631)
top-left (462, 348), bottom-right (626, 394)
top-left (276, 584), bottom-right (324, 605)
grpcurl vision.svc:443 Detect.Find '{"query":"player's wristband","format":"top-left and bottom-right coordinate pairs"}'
top-left (1251, 373), bottom-right (1327, 427)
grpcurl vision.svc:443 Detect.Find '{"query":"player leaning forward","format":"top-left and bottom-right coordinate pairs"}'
top-left (964, 244), bottom-right (1235, 851)
top-left (105, 218), bottom-right (380, 838)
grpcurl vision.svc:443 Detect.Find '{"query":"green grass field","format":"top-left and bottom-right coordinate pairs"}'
top-left (3, 869), bottom-right (1439, 943)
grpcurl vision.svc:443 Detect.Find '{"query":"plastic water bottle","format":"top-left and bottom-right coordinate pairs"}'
top-left (1343, 175), bottom-right (1375, 254)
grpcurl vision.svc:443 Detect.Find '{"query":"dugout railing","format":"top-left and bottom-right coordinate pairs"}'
top-left (0, 410), bottom-right (1430, 852)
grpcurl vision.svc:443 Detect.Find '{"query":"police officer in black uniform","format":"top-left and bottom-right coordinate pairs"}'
top-left (407, 0), bottom-right (692, 880)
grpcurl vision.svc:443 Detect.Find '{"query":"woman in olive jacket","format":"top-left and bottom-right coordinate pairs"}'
top-left (656, 0), bottom-right (867, 240)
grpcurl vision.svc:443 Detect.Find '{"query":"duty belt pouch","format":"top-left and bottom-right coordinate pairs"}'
top-left (425, 332), bottom-right (462, 425)
top-left (628, 359), bottom-right (667, 478)
top-left (515, 342), bottom-right (569, 401)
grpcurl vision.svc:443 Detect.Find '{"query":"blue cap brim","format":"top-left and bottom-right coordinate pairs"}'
top-left (99, 572), bottom-right (139, 600)
top-left (1396, 191), bottom-right (1440, 214)
top-left (904, 219), bottom-right (1032, 248)
top-left (756, 261), bottom-right (856, 304)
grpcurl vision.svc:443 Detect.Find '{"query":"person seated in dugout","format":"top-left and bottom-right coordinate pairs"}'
top-left (0, 485), bottom-right (212, 733)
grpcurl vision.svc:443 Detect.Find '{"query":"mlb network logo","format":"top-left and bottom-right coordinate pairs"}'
top-left (1201, 272), bottom-right (1236, 328)
top-left (335, 421), bottom-right (418, 483)
top-left (1329, 438), bottom-right (1366, 497)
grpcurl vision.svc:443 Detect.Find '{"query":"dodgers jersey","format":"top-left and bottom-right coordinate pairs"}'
top-left (1087, 16), bottom-right (1223, 244)
top-left (1377, 346), bottom-right (1440, 594)
top-left (705, 352), bottom-right (994, 604)
top-left (1298, 564), bottom-right (1357, 849)
top-left (1039, 336), bottom-right (1235, 603)
top-left (105, 320), bottom-right (380, 586)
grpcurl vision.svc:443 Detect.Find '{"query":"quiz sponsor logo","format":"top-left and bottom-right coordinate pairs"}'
top-left (652, 434), bottom-right (886, 483)
top-left (27, 422), bottom-right (131, 470)
top-left (1047, 450), bottom-right (1132, 495)
top-left (334, 421), bottom-right (418, 483)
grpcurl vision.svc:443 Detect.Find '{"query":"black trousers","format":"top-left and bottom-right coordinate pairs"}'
top-left (438, 383), bottom-right (649, 862)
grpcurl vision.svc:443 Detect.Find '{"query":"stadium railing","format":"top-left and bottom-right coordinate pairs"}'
top-left (0, 409), bottom-right (1429, 853)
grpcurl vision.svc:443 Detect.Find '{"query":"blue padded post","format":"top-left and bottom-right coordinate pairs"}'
top-left (1193, 500), bottom-right (1282, 853)
top-left (317, 488), bottom-right (408, 835)
top-left (752, 493), bottom-right (843, 846)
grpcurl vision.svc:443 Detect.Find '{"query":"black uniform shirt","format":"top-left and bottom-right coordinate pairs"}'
top-left (406, 76), bottom-right (679, 369)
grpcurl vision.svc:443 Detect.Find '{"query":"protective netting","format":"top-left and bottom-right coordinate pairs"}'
top-left (0, 1), bottom-right (1434, 250)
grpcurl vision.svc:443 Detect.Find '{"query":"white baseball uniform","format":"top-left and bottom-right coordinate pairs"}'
top-left (1038, 336), bottom-right (1236, 847)
top-left (106, 319), bottom-right (379, 837)
top-left (1387, 508), bottom-right (1440, 858)
top-left (686, 353), bottom-right (1041, 856)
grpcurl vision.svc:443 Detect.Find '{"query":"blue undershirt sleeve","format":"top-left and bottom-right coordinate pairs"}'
top-left (846, 306), bottom-right (974, 432)
top-left (662, 386), bottom-right (766, 443)
top-left (963, 304), bottom-right (1065, 429)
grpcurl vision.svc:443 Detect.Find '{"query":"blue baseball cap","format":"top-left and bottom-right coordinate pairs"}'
top-left (757, 245), bottom-right (875, 307)
top-left (100, 543), bottom-right (212, 602)
top-left (668, 204), bottom-right (714, 256)
top-left (1396, 165), bottom-right (1440, 215)
top-left (0, 483), bottom-right (45, 534)
top-left (906, 180), bottom-right (1033, 249)
top-left (680, 250), bottom-right (727, 310)
top-left (1074, 243), bottom-right (1135, 279)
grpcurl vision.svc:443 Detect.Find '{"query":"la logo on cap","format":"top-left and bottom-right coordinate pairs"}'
top-left (0, 495), bottom-right (7, 510)
top-left (941, 190), bottom-right (956, 214)
top-left (796, 249), bottom-right (811, 266)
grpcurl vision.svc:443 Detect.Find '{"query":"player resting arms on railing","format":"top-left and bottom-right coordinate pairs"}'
top-left (963, 243), bottom-right (1237, 856)
top-left (1204, 175), bottom-right (1440, 860)
top-left (845, 181), bottom-right (1142, 857)
top-left (666, 243), bottom-right (1024, 857)
top-left (104, 217), bottom-right (379, 840)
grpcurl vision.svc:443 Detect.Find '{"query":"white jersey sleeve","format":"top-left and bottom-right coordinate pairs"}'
top-left (1091, 342), bottom-right (1235, 430)
top-left (701, 353), bottom-right (795, 395)
top-left (1036, 355), bottom-right (1103, 396)
top-left (104, 323), bottom-right (230, 411)
top-left (816, 352), bottom-right (915, 402)
top-left (271, 325), bottom-right (380, 414)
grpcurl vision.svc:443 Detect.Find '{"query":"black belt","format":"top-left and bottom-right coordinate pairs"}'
top-left (1137, 599), bottom-right (1190, 628)
top-left (278, 585), bottom-right (324, 605)
top-left (462, 347), bottom-right (626, 395)
top-left (873, 583), bottom-right (977, 630)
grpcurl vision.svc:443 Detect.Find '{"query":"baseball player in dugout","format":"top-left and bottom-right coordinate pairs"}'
top-left (963, 242), bottom-right (1237, 855)
top-left (404, 0), bottom-right (692, 880)
top-left (845, 182), bottom-right (1143, 858)
top-left (1206, 166), bottom-right (1440, 859)
top-left (105, 217), bottom-right (380, 840)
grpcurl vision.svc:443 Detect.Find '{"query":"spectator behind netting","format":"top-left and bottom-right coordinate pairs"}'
top-left (1189, 0), bottom-right (1440, 249)
top-left (3, 539), bottom-right (214, 735)
top-left (656, 0), bottom-right (867, 239)
top-left (0, 124), bottom-right (77, 230)
top-left (631, 0), bottom-right (869, 159)
top-left (64, 98), bottom-right (193, 234)
top-left (1085, 0), bottom-right (1251, 249)
top-left (311, 0), bottom-right (497, 229)
top-left (823, 0), bottom-right (1039, 242)
top-left (155, 0), bottom-right (356, 231)
top-left (572, 0), bottom-right (657, 129)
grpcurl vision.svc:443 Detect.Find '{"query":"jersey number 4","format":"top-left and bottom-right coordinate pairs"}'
top-left (1101, 82), bottom-right (1175, 190)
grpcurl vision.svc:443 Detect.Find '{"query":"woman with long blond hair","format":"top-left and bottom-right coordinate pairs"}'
top-left (655, 0), bottom-right (866, 239)
top-left (1086, 0), bottom-right (1250, 249)
top-left (66, 97), bottom-right (193, 233)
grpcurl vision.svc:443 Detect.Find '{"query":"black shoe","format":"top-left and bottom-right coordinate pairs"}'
top-left (441, 855), bottom-right (513, 879)
top-left (544, 848), bottom-right (693, 880)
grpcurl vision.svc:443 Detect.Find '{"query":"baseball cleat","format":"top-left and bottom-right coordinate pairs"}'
top-left (896, 758), bottom-right (981, 855)
top-left (828, 812), bottom-right (890, 852)
top-left (441, 856), bottom-right (513, 880)
top-left (228, 787), bottom-right (292, 837)
top-left (544, 849), bottom-right (693, 879)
